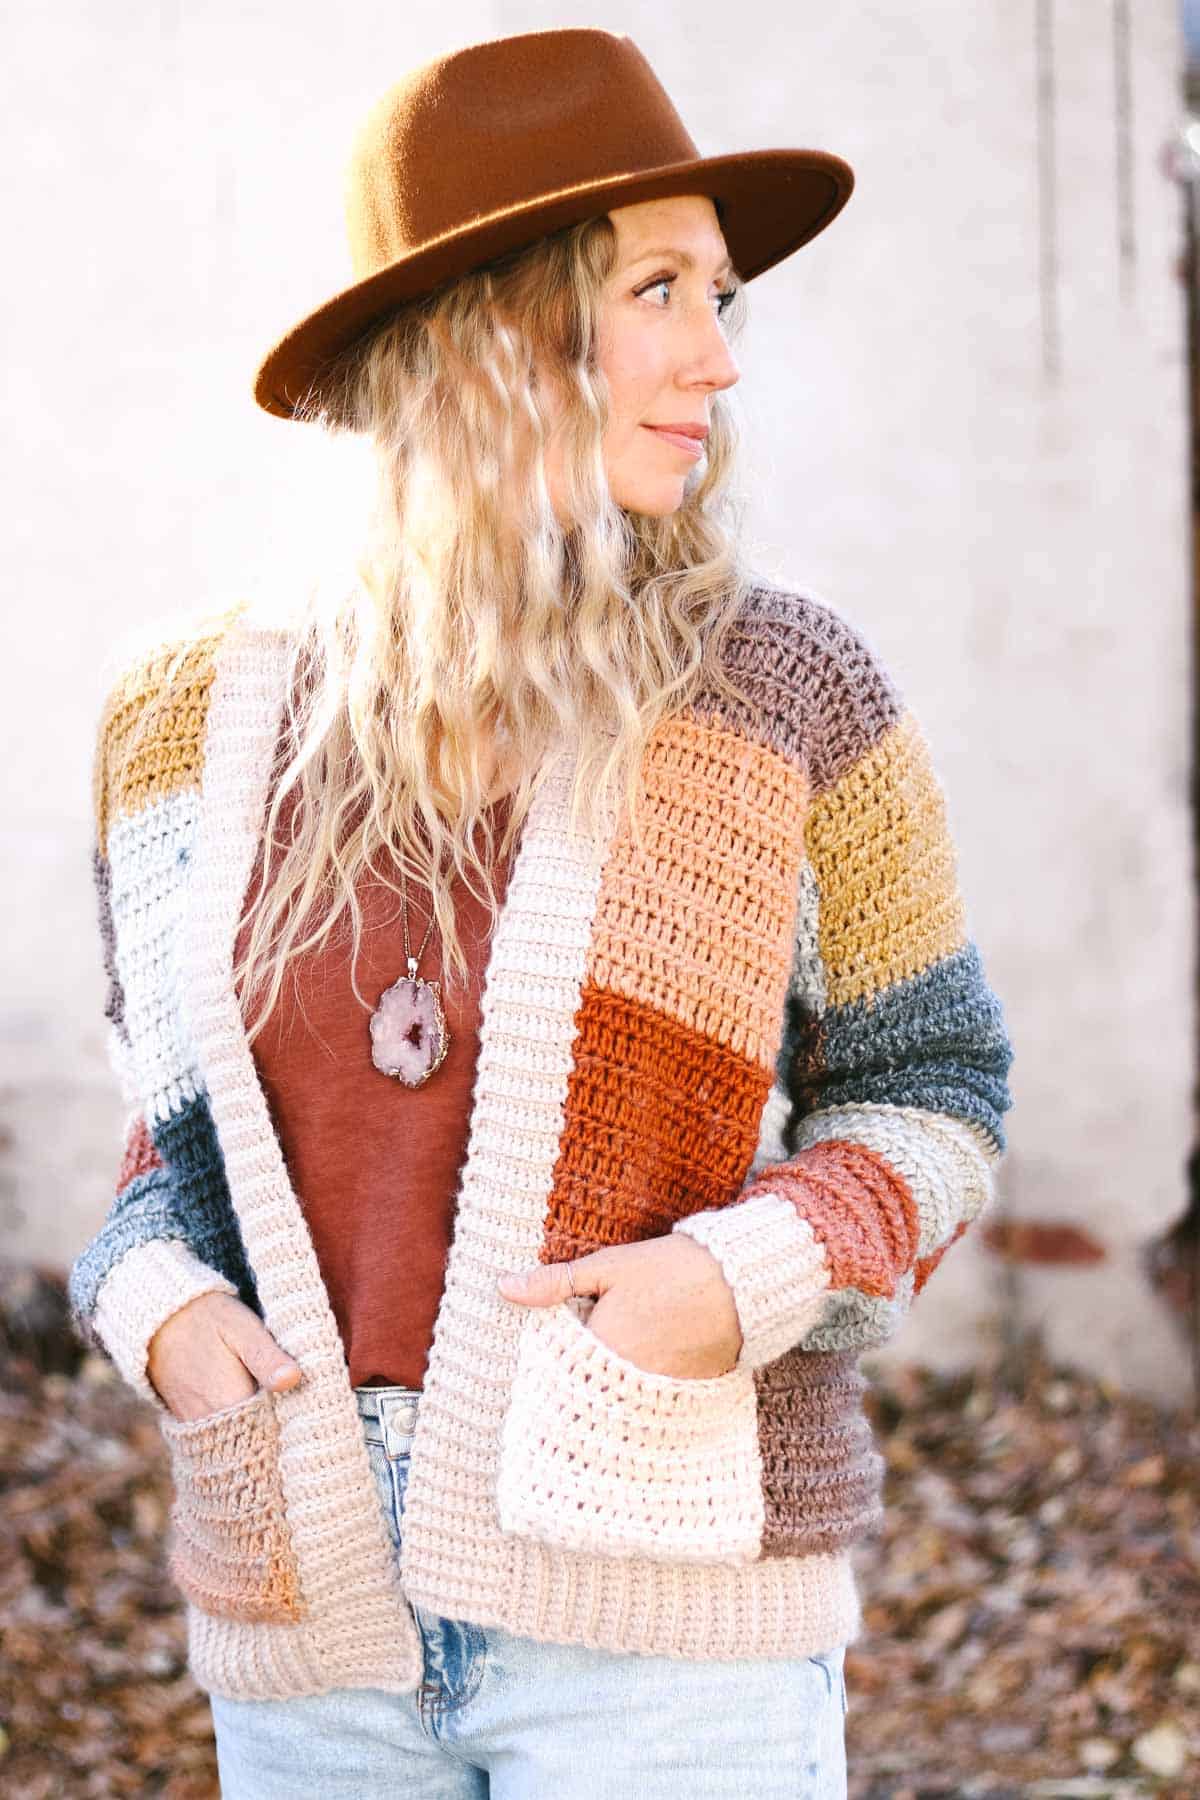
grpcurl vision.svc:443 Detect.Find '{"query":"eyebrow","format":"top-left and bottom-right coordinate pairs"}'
top-left (627, 246), bottom-right (738, 282)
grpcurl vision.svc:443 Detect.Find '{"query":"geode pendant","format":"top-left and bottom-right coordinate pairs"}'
top-left (369, 962), bottom-right (451, 1087)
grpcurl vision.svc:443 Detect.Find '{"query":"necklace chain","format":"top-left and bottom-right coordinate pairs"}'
top-left (399, 861), bottom-right (438, 978)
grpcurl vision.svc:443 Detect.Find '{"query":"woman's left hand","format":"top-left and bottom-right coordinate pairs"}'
top-left (497, 1233), bottom-right (743, 1379)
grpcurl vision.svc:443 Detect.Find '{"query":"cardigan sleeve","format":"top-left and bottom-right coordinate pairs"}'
top-left (66, 640), bottom-right (253, 1411)
top-left (673, 606), bottom-right (1014, 1369)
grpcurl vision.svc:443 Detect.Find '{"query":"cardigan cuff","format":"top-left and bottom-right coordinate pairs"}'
top-left (672, 1191), bottom-right (832, 1370)
top-left (91, 1238), bottom-right (239, 1413)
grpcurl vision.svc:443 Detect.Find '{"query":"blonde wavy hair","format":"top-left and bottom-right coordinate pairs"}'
top-left (235, 207), bottom-right (758, 1041)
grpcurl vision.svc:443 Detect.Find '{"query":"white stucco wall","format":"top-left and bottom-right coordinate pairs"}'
top-left (4, 2), bottom-right (1194, 1399)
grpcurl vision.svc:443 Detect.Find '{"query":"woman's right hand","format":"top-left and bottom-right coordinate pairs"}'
top-left (146, 1290), bottom-right (303, 1422)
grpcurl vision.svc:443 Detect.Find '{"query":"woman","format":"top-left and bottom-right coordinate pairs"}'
top-left (68, 26), bottom-right (1014, 1799)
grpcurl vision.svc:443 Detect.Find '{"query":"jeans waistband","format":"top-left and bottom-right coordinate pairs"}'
top-left (354, 1383), bottom-right (422, 1443)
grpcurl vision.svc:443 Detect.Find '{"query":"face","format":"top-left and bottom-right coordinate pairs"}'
top-left (544, 194), bottom-right (741, 521)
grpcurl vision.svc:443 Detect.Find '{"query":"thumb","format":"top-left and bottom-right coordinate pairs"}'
top-left (229, 1316), bottom-right (303, 1393)
top-left (497, 1250), bottom-right (615, 1308)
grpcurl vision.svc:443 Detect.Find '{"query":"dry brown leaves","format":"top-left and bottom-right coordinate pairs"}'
top-left (0, 1350), bottom-right (218, 1799)
top-left (0, 1309), bottom-right (1197, 1797)
top-left (849, 1343), bottom-right (1200, 1797)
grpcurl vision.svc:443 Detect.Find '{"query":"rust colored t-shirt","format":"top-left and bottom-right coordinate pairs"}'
top-left (234, 785), bottom-right (516, 1390)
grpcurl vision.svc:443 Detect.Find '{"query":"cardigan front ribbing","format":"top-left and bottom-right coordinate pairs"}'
top-left (68, 584), bottom-right (1013, 1700)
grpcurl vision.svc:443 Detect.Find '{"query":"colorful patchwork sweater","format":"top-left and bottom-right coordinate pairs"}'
top-left (68, 585), bottom-right (1013, 1701)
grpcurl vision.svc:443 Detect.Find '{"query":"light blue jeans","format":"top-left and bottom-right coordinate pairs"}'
top-left (210, 1384), bottom-right (849, 1798)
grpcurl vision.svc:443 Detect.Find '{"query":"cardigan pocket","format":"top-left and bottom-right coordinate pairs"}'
top-left (496, 1303), bottom-right (765, 1563)
top-left (160, 1387), bottom-right (307, 1624)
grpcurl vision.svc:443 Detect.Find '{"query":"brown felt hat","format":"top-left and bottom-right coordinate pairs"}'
top-left (253, 27), bottom-right (855, 423)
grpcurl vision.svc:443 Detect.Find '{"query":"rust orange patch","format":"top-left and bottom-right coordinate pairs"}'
top-left (541, 981), bottom-right (772, 1263)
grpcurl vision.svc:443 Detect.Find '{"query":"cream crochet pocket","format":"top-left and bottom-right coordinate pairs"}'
top-left (496, 1304), bottom-right (765, 1562)
top-left (160, 1387), bottom-right (307, 1624)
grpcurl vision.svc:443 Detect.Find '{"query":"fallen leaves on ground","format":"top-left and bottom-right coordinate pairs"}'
top-left (848, 1343), bottom-right (1200, 1796)
top-left (0, 1351), bottom-right (218, 1798)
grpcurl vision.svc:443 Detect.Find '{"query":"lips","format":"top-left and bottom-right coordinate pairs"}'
top-left (643, 424), bottom-right (707, 456)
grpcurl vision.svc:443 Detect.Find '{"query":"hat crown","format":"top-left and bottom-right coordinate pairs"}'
top-left (345, 29), bottom-right (700, 280)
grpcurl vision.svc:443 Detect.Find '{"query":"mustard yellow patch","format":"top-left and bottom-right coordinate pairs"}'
top-left (93, 609), bottom-right (244, 855)
top-left (806, 710), bottom-right (967, 1008)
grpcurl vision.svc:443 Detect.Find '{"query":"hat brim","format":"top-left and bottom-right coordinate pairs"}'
top-left (253, 147), bottom-right (854, 422)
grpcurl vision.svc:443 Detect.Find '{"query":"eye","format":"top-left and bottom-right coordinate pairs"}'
top-left (634, 273), bottom-right (739, 318)
top-left (636, 275), bottom-right (674, 307)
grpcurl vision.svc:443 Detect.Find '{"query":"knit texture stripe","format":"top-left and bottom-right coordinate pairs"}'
top-left (70, 1091), bottom-right (257, 1348)
top-left (807, 709), bottom-right (967, 1008)
top-left (674, 1191), bottom-right (831, 1370)
top-left (791, 1104), bottom-right (999, 1256)
top-left (106, 790), bottom-right (206, 1123)
top-left (545, 986), bottom-right (775, 1258)
top-left (796, 943), bottom-right (1014, 1145)
top-left (177, 623), bottom-right (424, 1697)
top-left (94, 628), bottom-right (220, 856)
top-left (782, 1106), bottom-right (998, 1355)
top-left (161, 1387), bottom-right (306, 1625)
top-left (587, 712), bottom-right (809, 1067)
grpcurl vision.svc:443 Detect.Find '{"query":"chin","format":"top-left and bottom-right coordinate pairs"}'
top-left (614, 482), bottom-right (689, 519)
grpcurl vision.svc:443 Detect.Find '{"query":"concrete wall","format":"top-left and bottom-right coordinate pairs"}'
top-left (4, 2), bottom-right (1194, 1400)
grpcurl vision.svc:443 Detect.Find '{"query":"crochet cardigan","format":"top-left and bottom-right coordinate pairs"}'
top-left (68, 584), bottom-right (1013, 1702)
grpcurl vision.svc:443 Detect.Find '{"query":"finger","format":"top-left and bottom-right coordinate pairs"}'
top-left (497, 1250), bottom-right (616, 1307)
top-left (222, 1316), bottom-right (303, 1392)
top-left (171, 1367), bottom-right (259, 1421)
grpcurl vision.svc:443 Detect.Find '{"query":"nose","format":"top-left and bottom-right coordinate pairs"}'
top-left (684, 305), bottom-right (740, 395)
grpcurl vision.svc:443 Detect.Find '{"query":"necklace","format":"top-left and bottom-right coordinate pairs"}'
top-left (368, 859), bottom-right (451, 1087)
